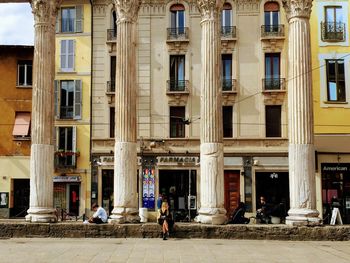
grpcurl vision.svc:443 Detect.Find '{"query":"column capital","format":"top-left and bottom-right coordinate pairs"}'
top-left (282, 0), bottom-right (313, 21)
top-left (196, 0), bottom-right (224, 21)
top-left (31, 0), bottom-right (62, 25)
top-left (112, 0), bottom-right (142, 23)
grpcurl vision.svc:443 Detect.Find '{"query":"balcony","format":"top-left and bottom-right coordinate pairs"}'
top-left (321, 22), bottom-right (345, 42)
top-left (107, 29), bottom-right (117, 42)
top-left (106, 80), bottom-right (115, 94)
top-left (221, 26), bottom-right (237, 40)
top-left (222, 78), bottom-right (237, 93)
top-left (166, 80), bottom-right (189, 94)
top-left (54, 151), bottom-right (79, 169)
top-left (59, 106), bottom-right (74, 120)
top-left (261, 25), bottom-right (285, 39)
top-left (262, 78), bottom-right (286, 91)
top-left (167, 27), bottom-right (189, 42)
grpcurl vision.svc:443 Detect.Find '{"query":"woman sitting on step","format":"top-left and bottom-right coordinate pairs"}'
top-left (158, 201), bottom-right (173, 240)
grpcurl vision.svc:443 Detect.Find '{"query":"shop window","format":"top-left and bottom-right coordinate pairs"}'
top-left (60, 39), bottom-right (75, 72)
top-left (54, 80), bottom-right (82, 120)
top-left (264, 53), bottom-right (281, 90)
top-left (169, 55), bottom-right (185, 91)
top-left (170, 106), bottom-right (185, 138)
top-left (322, 6), bottom-right (345, 42)
top-left (12, 112), bottom-right (31, 139)
top-left (223, 106), bottom-right (233, 138)
top-left (110, 107), bottom-right (115, 138)
top-left (222, 54), bottom-right (232, 91)
top-left (326, 59), bottom-right (346, 102)
top-left (58, 6), bottom-right (83, 33)
top-left (56, 126), bottom-right (77, 167)
top-left (265, 105), bottom-right (281, 137)
top-left (17, 60), bottom-right (32, 87)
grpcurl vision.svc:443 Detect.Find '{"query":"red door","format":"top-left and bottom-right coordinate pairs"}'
top-left (224, 171), bottom-right (240, 216)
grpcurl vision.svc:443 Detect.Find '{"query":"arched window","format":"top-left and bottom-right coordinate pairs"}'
top-left (264, 2), bottom-right (279, 32)
top-left (170, 4), bottom-right (185, 30)
top-left (222, 3), bottom-right (232, 27)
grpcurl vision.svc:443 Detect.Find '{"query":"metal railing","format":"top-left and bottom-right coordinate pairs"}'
top-left (55, 155), bottom-right (76, 169)
top-left (221, 26), bottom-right (237, 39)
top-left (167, 80), bottom-right (189, 93)
top-left (262, 78), bottom-right (286, 91)
top-left (321, 22), bottom-right (345, 42)
top-left (60, 106), bottom-right (74, 119)
top-left (167, 27), bottom-right (189, 40)
top-left (222, 78), bottom-right (237, 92)
top-left (261, 25), bottom-right (285, 38)
top-left (107, 80), bottom-right (115, 93)
top-left (107, 29), bottom-right (117, 41)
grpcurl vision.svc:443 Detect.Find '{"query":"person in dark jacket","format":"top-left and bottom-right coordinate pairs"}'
top-left (158, 201), bottom-right (173, 240)
top-left (228, 202), bottom-right (250, 224)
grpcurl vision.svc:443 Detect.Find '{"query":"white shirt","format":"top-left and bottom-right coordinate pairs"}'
top-left (93, 207), bottom-right (108, 223)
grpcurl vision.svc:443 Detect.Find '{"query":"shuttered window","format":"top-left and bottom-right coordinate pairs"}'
top-left (54, 80), bottom-right (82, 120)
top-left (60, 39), bottom-right (75, 72)
top-left (57, 6), bottom-right (84, 33)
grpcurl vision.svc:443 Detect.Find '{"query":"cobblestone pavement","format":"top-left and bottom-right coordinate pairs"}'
top-left (0, 238), bottom-right (349, 263)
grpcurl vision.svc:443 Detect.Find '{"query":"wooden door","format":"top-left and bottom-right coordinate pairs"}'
top-left (224, 171), bottom-right (240, 216)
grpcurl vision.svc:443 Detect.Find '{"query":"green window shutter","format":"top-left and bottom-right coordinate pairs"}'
top-left (60, 40), bottom-right (67, 70)
top-left (74, 80), bottom-right (82, 120)
top-left (75, 5), bottom-right (83, 33)
top-left (54, 80), bottom-right (60, 119)
top-left (72, 126), bottom-right (77, 166)
top-left (55, 11), bottom-right (60, 33)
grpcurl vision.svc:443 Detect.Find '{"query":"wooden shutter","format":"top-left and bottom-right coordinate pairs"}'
top-left (68, 40), bottom-right (75, 71)
top-left (54, 80), bottom-right (60, 119)
top-left (60, 40), bottom-right (67, 71)
top-left (72, 126), bottom-right (77, 166)
top-left (74, 80), bottom-right (82, 120)
top-left (56, 10), bottom-right (61, 33)
top-left (75, 5), bottom-right (83, 33)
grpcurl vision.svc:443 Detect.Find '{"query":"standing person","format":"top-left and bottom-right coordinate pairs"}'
top-left (88, 203), bottom-right (108, 224)
top-left (158, 201), bottom-right (173, 240)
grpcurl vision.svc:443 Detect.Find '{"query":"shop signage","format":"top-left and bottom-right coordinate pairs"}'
top-left (322, 163), bottom-right (350, 172)
top-left (142, 168), bottom-right (155, 209)
top-left (157, 156), bottom-right (200, 166)
top-left (100, 156), bottom-right (114, 165)
top-left (53, 176), bottom-right (81, 183)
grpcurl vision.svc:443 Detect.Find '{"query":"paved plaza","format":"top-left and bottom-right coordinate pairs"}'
top-left (0, 238), bottom-right (349, 263)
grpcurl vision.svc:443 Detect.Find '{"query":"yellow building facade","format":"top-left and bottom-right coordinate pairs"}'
top-left (311, 1), bottom-right (350, 224)
top-left (54, 0), bottom-right (92, 218)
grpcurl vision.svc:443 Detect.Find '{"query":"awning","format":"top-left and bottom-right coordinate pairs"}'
top-left (315, 134), bottom-right (350, 153)
top-left (12, 112), bottom-right (31, 136)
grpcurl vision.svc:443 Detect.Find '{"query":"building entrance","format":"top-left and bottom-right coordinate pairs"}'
top-left (224, 170), bottom-right (240, 216)
top-left (11, 179), bottom-right (29, 218)
top-left (159, 169), bottom-right (197, 222)
top-left (102, 169), bottom-right (114, 216)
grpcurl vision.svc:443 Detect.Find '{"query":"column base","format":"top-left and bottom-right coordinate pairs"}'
top-left (25, 207), bottom-right (57, 223)
top-left (195, 207), bottom-right (227, 225)
top-left (109, 207), bottom-right (140, 224)
top-left (285, 208), bottom-right (322, 226)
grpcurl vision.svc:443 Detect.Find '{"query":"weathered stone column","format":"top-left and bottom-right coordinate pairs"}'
top-left (283, 0), bottom-right (321, 225)
top-left (196, 0), bottom-right (226, 225)
top-left (109, 0), bottom-right (141, 223)
top-left (26, 0), bottom-right (61, 223)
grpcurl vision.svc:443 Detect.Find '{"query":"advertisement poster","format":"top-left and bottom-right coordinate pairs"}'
top-left (142, 169), bottom-right (149, 208)
top-left (142, 168), bottom-right (155, 209)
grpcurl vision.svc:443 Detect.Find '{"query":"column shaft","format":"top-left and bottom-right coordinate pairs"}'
top-left (110, 0), bottom-right (141, 223)
top-left (26, 0), bottom-right (61, 223)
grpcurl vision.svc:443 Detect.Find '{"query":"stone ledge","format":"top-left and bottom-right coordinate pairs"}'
top-left (0, 222), bottom-right (349, 240)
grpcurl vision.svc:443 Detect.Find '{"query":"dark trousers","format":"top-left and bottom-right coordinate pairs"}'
top-left (91, 217), bottom-right (105, 224)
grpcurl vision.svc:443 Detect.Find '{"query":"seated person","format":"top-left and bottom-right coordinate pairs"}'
top-left (228, 202), bottom-right (250, 224)
top-left (256, 196), bottom-right (272, 224)
top-left (88, 203), bottom-right (108, 224)
top-left (157, 201), bottom-right (173, 240)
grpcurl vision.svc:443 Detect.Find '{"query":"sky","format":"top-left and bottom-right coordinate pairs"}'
top-left (0, 3), bottom-right (34, 45)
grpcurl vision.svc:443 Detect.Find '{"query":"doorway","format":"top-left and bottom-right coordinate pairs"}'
top-left (68, 184), bottom-right (80, 215)
top-left (224, 170), bottom-right (240, 216)
top-left (102, 169), bottom-right (114, 215)
top-left (11, 179), bottom-right (30, 217)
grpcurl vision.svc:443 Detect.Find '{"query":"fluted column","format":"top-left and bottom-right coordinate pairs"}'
top-left (25, 0), bottom-right (61, 223)
top-left (196, 0), bottom-right (226, 225)
top-left (109, 0), bottom-right (141, 223)
top-left (282, 0), bottom-right (321, 225)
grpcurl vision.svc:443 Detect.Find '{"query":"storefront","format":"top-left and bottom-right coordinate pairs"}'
top-left (10, 179), bottom-right (30, 218)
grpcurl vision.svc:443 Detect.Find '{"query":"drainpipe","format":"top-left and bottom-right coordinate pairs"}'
top-left (89, 0), bottom-right (93, 163)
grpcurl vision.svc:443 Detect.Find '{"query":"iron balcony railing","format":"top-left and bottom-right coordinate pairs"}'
top-left (167, 27), bottom-right (189, 41)
top-left (107, 29), bottom-right (117, 41)
top-left (262, 78), bottom-right (286, 91)
top-left (107, 80), bottom-right (115, 93)
top-left (261, 25), bottom-right (285, 38)
top-left (222, 78), bottom-right (237, 92)
top-left (221, 26), bottom-right (237, 39)
top-left (167, 80), bottom-right (189, 93)
top-left (321, 22), bottom-right (345, 42)
top-left (54, 154), bottom-right (76, 169)
top-left (60, 106), bottom-right (74, 119)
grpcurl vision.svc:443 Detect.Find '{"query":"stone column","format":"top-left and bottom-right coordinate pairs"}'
top-left (109, 0), bottom-right (141, 223)
top-left (26, 0), bottom-right (61, 223)
top-left (282, 0), bottom-right (321, 225)
top-left (196, 0), bottom-right (226, 225)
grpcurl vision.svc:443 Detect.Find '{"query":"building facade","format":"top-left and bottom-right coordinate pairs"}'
top-left (0, 45), bottom-right (33, 218)
top-left (311, 0), bottom-right (350, 224)
top-left (91, 0), bottom-right (291, 221)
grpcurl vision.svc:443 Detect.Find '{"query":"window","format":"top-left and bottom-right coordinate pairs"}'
top-left (264, 53), bottom-right (281, 90)
top-left (60, 40), bottom-right (75, 72)
top-left (322, 6), bottom-right (345, 42)
top-left (265, 105), bottom-right (281, 137)
top-left (56, 127), bottom-right (77, 167)
top-left (12, 112), bottom-right (31, 138)
top-left (264, 2), bottom-right (280, 33)
top-left (169, 4), bottom-right (185, 37)
top-left (222, 54), bottom-right (232, 91)
top-left (170, 106), bottom-right (185, 138)
top-left (58, 6), bottom-right (83, 33)
top-left (170, 55), bottom-right (185, 91)
top-left (54, 80), bottom-right (82, 120)
top-left (326, 59), bottom-right (345, 102)
top-left (221, 3), bottom-right (232, 35)
top-left (110, 107), bottom-right (115, 138)
top-left (223, 106), bottom-right (233, 138)
top-left (17, 60), bottom-right (32, 87)
top-left (109, 56), bottom-right (116, 92)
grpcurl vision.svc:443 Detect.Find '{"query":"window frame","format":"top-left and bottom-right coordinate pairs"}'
top-left (56, 126), bottom-right (77, 167)
top-left (60, 39), bottom-right (75, 72)
top-left (170, 106), bottom-right (185, 138)
top-left (223, 106), bottom-right (233, 138)
top-left (265, 105), bottom-right (282, 138)
top-left (17, 60), bottom-right (33, 87)
top-left (326, 59), bottom-right (346, 102)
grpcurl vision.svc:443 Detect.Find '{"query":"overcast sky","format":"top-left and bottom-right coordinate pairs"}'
top-left (0, 3), bottom-right (34, 45)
